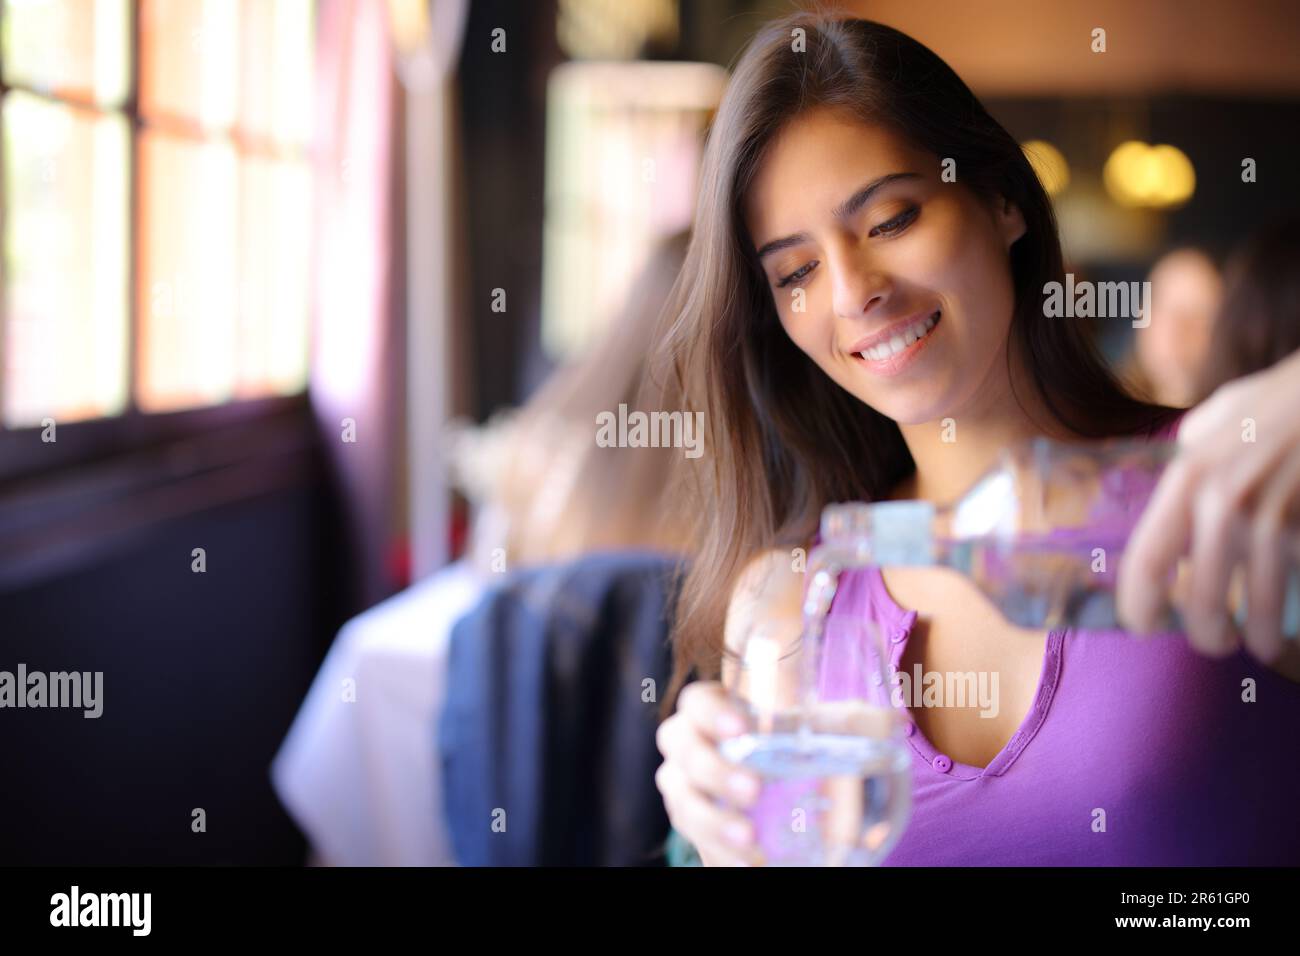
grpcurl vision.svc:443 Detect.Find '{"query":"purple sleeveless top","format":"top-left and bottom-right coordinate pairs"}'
top-left (826, 570), bottom-right (1300, 865)
top-left (815, 419), bottom-right (1300, 865)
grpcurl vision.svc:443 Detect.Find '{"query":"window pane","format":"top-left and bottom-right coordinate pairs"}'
top-left (239, 0), bottom-right (316, 148)
top-left (0, 0), bottom-right (131, 106)
top-left (2, 92), bottom-right (129, 427)
top-left (541, 62), bottom-right (724, 359)
top-left (236, 155), bottom-right (312, 397)
top-left (137, 131), bottom-right (238, 412)
top-left (140, 0), bottom-right (239, 131)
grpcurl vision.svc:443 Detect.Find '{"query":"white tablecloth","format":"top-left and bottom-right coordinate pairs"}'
top-left (271, 560), bottom-right (487, 866)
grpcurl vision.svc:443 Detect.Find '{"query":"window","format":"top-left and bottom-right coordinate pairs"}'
top-left (0, 0), bottom-right (315, 430)
top-left (540, 60), bottom-right (723, 360)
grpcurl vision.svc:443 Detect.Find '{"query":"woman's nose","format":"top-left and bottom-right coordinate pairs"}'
top-left (830, 252), bottom-right (893, 320)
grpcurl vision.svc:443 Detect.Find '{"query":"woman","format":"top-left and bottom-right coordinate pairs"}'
top-left (653, 14), bottom-right (1300, 866)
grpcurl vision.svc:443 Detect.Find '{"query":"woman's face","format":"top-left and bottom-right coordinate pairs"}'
top-left (744, 108), bottom-right (1026, 426)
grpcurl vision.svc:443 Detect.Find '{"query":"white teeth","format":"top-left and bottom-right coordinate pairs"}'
top-left (858, 311), bottom-right (940, 362)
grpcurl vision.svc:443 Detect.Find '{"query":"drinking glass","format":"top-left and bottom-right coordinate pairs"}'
top-left (721, 615), bottom-right (912, 866)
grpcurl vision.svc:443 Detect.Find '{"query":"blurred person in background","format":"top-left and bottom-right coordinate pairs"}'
top-left (1194, 217), bottom-right (1300, 395)
top-left (273, 232), bottom-right (692, 865)
top-left (1126, 246), bottom-right (1224, 407)
top-left (464, 231), bottom-right (694, 567)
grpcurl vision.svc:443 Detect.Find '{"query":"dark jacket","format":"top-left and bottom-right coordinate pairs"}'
top-left (438, 550), bottom-right (681, 866)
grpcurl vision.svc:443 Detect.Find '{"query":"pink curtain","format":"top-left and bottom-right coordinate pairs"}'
top-left (311, 0), bottom-right (400, 609)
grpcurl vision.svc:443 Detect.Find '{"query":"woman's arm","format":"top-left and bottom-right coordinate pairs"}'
top-left (1119, 348), bottom-right (1300, 682)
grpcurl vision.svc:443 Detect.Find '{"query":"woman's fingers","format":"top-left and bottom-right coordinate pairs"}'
top-left (1185, 470), bottom-right (1244, 656)
top-left (656, 711), bottom-right (760, 806)
top-left (676, 682), bottom-right (764, 803)
top-left (1245, 447), bottom-right (1300, 662)
top-left (677, 680), bottom-right (749, 741)
top-left (1120, 361), bottom-right (1298, 647)
top-left (670, 772), bottom-right (765, 865)
top-left (1119, 426), bottom-right (1300, 661)
top-left (654, 743), bottom-right (764, 866)
top-left (655, 681), bottom-right (766, 865)
top-left (1118, 453), bottom-right (1198, 634)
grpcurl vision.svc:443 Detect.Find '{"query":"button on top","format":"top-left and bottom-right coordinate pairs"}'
top-left (932, 754), bottom-right (953, 773)
top-left (903, 721), bottom-right (916, 737)
top-left (891, 626), bottom-right (908, 643)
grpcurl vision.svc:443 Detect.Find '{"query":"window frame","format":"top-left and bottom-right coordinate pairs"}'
top-left (0, 0), bottom-right (317, 485)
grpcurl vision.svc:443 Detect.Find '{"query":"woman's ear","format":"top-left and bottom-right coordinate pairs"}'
top-left (996, 196), bottom-right (1027, 247)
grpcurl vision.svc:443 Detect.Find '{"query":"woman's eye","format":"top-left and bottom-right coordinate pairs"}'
top-left (869, 205), bottom-right (919, 238)
top-left (776, 261), bottom-right (818, 288)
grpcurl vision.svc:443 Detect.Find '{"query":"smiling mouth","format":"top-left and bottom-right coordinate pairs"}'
top-left (855, 310), bottom-right (941, 362)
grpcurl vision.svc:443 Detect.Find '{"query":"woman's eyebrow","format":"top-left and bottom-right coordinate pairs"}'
top-left (755, 172), bottom-right (921, 260)
top-left (755, 232), bottom-right (810, 260)
top-left (832, 172), bottom-right (919, 220)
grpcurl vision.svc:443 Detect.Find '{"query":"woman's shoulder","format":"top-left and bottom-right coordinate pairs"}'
top-left (821, 565), bottom-right (914, 635)
top-left (724, 548), bottom-right (806, 657)
top-left (803, 526), bottom-right (915, 629)
top-left (725, 547), bottom-right (901, 637)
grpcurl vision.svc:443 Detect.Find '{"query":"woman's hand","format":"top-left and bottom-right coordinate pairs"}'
top-left (1118, 348), bottom-right (1300, 666)
top-left (655, 681), bottom-right (764, 866)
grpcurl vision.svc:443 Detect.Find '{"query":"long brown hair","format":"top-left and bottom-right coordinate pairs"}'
top-left (451, 231), bottom-right (694, 568)
top-left (656, 13), bottom-right (1178, 713)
